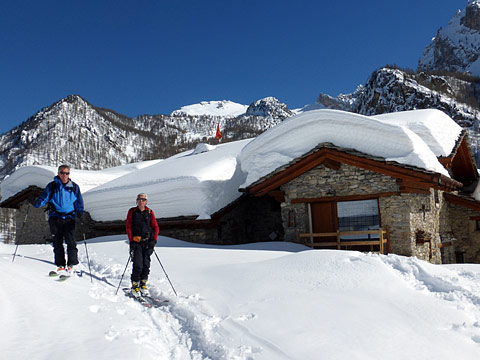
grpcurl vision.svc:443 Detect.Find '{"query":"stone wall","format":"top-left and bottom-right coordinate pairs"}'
top-left (380, 191), bottom-right (444, 264)
top-left (15, 202), bottom-right (52, 244)
top-left (279, 162), bottom-right (447, 263)
top-left (447, 202), bottom-right (480, 263)
top-left (281, 163), bottom-right (399, 200)
top-left (215, 195), bottom-right (283, 245)
top-left (14, 202), bottom-right (97, 244)
top-left (13, 194), bottom-right (283, 246)
top-left (158, 195), bottom-right (283, 246)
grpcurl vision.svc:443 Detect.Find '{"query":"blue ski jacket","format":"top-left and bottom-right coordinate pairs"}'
top-left (35, 176), bottom-right (84, 219)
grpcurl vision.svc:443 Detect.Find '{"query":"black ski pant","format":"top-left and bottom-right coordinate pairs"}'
top-left (49, 216), bottom-right (78, 267)
top-left (130, 241), bottom-right (153, 283)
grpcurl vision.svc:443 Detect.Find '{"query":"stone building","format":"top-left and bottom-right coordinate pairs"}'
top-left (240, 136), bottom-right (480, 264)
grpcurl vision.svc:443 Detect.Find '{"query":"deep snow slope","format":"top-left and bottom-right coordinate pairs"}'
top-left (1, 237), bottom-right (480, 360)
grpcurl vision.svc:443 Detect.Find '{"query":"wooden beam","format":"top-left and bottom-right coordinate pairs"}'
top-left (291, 192), bottom-right (399, 204)
top-left (438, 157), bottom-right (453, 168)
top-left (438, 241), bottom-right (452, 248)
top-left (444, 192), bottom-right (480, 212)
top-left (323, 158), bottom-right (341, 170)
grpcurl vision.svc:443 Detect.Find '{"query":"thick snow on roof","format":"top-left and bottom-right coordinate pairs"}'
top-left (239, 109), bottom-right (452, 188)
top-left (0, 160), bottom-right (161, 201)
top-left (82, 139), bottom-right (251, 221)
top-left (372, 109), bottom-right (463, 157)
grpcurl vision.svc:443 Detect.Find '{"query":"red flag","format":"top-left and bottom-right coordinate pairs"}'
top-left (216, 123), bottom-right (222, 141)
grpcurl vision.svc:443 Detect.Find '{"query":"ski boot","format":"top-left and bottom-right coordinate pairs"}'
top-left (140, 279), bottom-right (150, 297)
top-left (131, 281), bottom-right (141, 298)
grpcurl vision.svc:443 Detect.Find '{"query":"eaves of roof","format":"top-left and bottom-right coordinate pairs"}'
top-left (242, 143), bottom-right (462, 196)
top-left (0, 186), bottom-right (43, 209)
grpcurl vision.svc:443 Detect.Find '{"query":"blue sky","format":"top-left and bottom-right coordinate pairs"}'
top-left (0, 0), bottom-right (468, 133)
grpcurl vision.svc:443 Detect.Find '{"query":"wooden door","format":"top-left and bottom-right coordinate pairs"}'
top-left (310, 202), bottom-right (337, 244)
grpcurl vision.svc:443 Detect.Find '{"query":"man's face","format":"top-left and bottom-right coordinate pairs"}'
top-left (136, 196), bottom-right (147, 207)
top-left (58, 168), bottom-right (70, 184)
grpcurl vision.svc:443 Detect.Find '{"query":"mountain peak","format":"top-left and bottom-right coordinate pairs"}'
top-left (418, 1), bottom-right (480, 75)
top-left (245, 97), bottom-right (292, 119)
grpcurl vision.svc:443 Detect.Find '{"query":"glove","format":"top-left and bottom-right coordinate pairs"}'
top-left (132, 236), bottom-right (142, 243)
top-left (148, 239), bottom-right (157, 250)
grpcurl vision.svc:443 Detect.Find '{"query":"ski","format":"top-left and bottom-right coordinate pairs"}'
top-left (122, 288), bottom-right (153, 307)
top-left (58, 274), bottom-right (70, 281)
top-left (122, 288), bottom-right (169, 308)
top-left (143, 294), bottom-right (169, 307)
top-left (49, 269), bottom-right (81, 280)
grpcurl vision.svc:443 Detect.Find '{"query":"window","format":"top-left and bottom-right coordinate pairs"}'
top-left (476, 219), bottom-right (480, 231)
top-left (337, 199), bottom-right (379, 240)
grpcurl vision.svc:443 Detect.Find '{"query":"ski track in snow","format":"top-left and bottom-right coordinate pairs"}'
top-left (2, 247), bottom-right (247, 360)
top-left (82, 252), bottom-right (242, 360)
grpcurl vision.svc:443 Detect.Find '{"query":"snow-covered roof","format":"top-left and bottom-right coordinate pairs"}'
top-left (239, 109), bottom-right (455, 188)
top-left (1, 109), bottom-right (468, 222)
top-left (0, 160), bottom-right (161, 201)
top-left (82, 139), bottom-right (252, 221)
top-left (372, 109), bottom-right (463, 157)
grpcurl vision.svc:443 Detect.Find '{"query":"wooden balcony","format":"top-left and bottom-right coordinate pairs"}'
top-left (296, 227), bottom-right (390, 254)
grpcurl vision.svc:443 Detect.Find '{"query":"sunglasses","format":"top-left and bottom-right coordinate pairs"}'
top-left (137, 198), bottom-right (147, 201)
top-left (59, 172), bottom-right (70, 175)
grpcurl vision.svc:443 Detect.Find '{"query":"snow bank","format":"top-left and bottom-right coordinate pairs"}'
top-left (239, 109), bottom-right (451, 188)
top-left (2, 240), bottom-right (480, 359)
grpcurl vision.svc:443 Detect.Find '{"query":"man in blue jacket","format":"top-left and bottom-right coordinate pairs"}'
top-left (34, 164), bottom-right (84, 273)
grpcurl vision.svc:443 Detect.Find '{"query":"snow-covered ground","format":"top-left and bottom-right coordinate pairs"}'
top-left (2, 237), bottom-right (480, 360)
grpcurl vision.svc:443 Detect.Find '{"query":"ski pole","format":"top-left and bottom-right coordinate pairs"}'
top-left (83, 232), bottom-right (93, 283)
top-left (153, 249), bottom-right (178, 297)
top-left (12, 206), bottom-right (30, 263)
top-left (115, 255), bottom-right (131, 295)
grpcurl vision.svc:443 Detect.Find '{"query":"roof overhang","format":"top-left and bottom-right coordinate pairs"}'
top-left (438, 132), bottom-right (478, 186)
top-left (242, 145), bottom-right (462, 197)
top-left (444, 192), bottom-right (480, 212)
top-left (0, 186), bottom-right (43, 209)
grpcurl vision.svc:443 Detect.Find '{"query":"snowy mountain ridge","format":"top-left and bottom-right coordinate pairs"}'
top-left (0, 95), bottom-right (291, 183)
